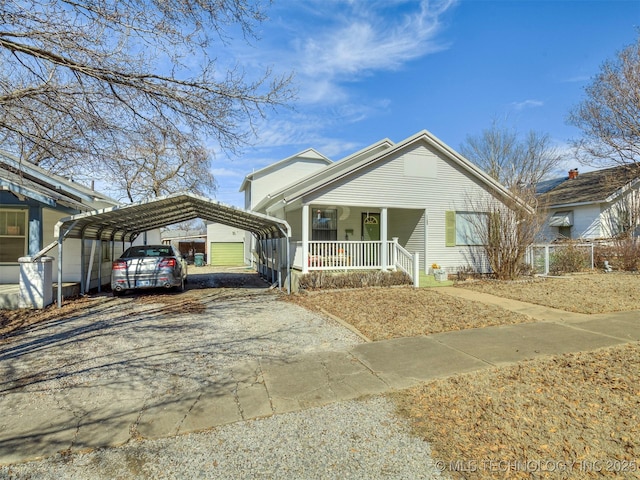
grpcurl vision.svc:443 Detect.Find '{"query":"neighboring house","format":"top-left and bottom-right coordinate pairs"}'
top-left (0, 151), bottom-right (122, 286)
top-left (537, 165), bottom-right (640, 240)
top-left (161, 229), bottom-right (207, 263)
top-left (0, 151), bottom-right (160, 291)
top-left (244, 130), bottom-right (523, 280)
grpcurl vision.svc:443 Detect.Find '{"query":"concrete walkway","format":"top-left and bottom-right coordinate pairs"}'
top-left (1, 288), bottom-right (639, 465)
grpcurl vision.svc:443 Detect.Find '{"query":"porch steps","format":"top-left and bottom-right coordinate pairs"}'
top-left (418, 272), bottom-right (453, 288)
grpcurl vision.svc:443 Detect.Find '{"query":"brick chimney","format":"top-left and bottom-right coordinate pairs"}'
top-left (568, 168), bottom-right (579, 179)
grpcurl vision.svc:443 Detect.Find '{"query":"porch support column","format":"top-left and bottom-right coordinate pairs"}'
top-left (424, 209), bottom-right (429, 274)
top-left (380, 207), bottom-right (388, 270)
top-left (302, 204), bottom-right (309, 273)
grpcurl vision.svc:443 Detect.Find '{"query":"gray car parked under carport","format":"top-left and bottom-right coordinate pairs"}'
top-left (111, 244), bottom-right (187, 295)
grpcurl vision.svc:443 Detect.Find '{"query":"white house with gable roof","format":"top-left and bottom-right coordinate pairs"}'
top-left (240, 130), bottom-right (526, 286)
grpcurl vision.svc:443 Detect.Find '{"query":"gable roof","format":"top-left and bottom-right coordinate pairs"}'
top-left (256, 130), bottom-right (525, 212)
top-left (239, 148), bottom-right (332, 193)
top-left (254, 138), bottom-right (395, 211)
top-left (0, 150), bottom-right (118, 211)
top-left (539, 164), bottom-right (640, 207)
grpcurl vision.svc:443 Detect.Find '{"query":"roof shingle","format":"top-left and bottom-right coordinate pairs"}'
top-left (538, 164), bottom-right (640, 206)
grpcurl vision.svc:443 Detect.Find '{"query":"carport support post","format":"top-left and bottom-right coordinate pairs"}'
top-left (80, 235), bottom-right (86, 295)
top-left (57, 235), bottom-right (63, 308)
top-left (97, 239), bottom-right (102, 293)
top-left (272, 238), bottom-right (276, 285)
top-left (286, 236), bottom-right (291, 292)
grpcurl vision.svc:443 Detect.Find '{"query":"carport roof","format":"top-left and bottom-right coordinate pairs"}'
top-left (54, 192), bottom-right (291, 242)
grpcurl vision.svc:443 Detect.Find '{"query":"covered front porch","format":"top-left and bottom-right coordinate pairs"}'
top-left (283, 204), bottom-right (428, 286)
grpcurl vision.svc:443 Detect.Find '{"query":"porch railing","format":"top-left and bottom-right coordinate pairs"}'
top-left (307, 241), bottom-right (383, 269)
top-left (291, 240), bottom-right (419, 286)
top-left (392, 242), bottom-right (414, 276)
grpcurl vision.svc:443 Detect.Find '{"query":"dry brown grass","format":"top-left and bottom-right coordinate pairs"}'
top-left (286, 273), bottom-right (640, 479)
top-left (284, 287), bottom-right (534, 341)
top-left (394, 343), bottom-right (640, 479)
top-left (457, 272), bottom-right (640, 314)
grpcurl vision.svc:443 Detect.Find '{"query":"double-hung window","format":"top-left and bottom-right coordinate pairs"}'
top-left (312, 208), bottom-right (337, 241)
top-left (0, 209), bottom-right (28, 262)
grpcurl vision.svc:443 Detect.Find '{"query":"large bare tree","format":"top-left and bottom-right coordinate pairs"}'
top-left (568, 35), bottom-right (640, 166)
top-left (461, 187), bottom-right (544, 280)
top-left (106, 125), bottom-right (216, 202)
top-left (459, 119), bottom-right (557, 278)
top-left (0, 0), bottom-right (294, 199)
top-left (460, 119), bottom-right (564, 189)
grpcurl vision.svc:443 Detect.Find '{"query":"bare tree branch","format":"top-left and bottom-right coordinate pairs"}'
top-left (460, 118), bottom-right (565, 189)
top-left (0, 0), bottom-right (294, 200)
top-left (568, 35), bottom-right (640, 166)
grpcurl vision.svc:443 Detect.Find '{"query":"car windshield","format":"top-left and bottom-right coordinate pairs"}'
top-left (124, 246), bottom-right (173, 258)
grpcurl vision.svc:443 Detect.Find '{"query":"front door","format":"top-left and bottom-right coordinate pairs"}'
top-left (362, 213), bottom-right (380, 241)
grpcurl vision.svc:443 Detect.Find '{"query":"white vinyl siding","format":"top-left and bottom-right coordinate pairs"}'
top-left (250, 158), bottom-right (329, 209)
top-left (300, 142), bottom-right (497, 272)
top-left (542, 204), bottom-right (603, 240)
top-left (306, 144), bottom-right (491, 209)
top-left (571, 204), bottom-right (602, 239)
top-left (388, 209), bottom-right (425, 270)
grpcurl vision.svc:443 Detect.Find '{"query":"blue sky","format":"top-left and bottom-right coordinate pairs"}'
top-left (211, 0), bottom-right (640, 207)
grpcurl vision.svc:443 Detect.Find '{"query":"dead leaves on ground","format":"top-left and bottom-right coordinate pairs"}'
top-left (285, 288), bottom-right (533, 341)
top-left (134, 293), bottom-right (207, 315)
top-left (1, 292), bottom-right (206, 339)
top-left (459, 273), bottom-right (640, 314)
top-left (0, 296), bottom-right (107, 339)
top-left (393, 343), bottom-right (640, 479)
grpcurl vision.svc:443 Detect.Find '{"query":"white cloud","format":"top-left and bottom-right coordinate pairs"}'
top-left (214, 0), bottom-right (458, 175)
top-left (284, 0), bottom-right (457, 104)
top-left (210, 167), bottom-right (244, 178)
top-left (510, 99), bottom-right (544, 111)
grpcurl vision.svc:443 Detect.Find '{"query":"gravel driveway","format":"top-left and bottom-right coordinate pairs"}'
top-left (0, 268), bottom-right (444, 479)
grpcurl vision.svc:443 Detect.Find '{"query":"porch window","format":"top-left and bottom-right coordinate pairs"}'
top-left (445, 211), bottom-right (486, 246)
top-left (312, 208), bottom-right (337, 241)
top-left (0, 209), bottom-right (27, 262)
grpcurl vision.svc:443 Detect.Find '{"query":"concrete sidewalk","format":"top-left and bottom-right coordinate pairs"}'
top-left (1, 290), bottom-right (639, 465)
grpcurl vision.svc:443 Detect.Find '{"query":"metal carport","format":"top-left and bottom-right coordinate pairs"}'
top-left (33, 192), bottom-right (291, 306)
